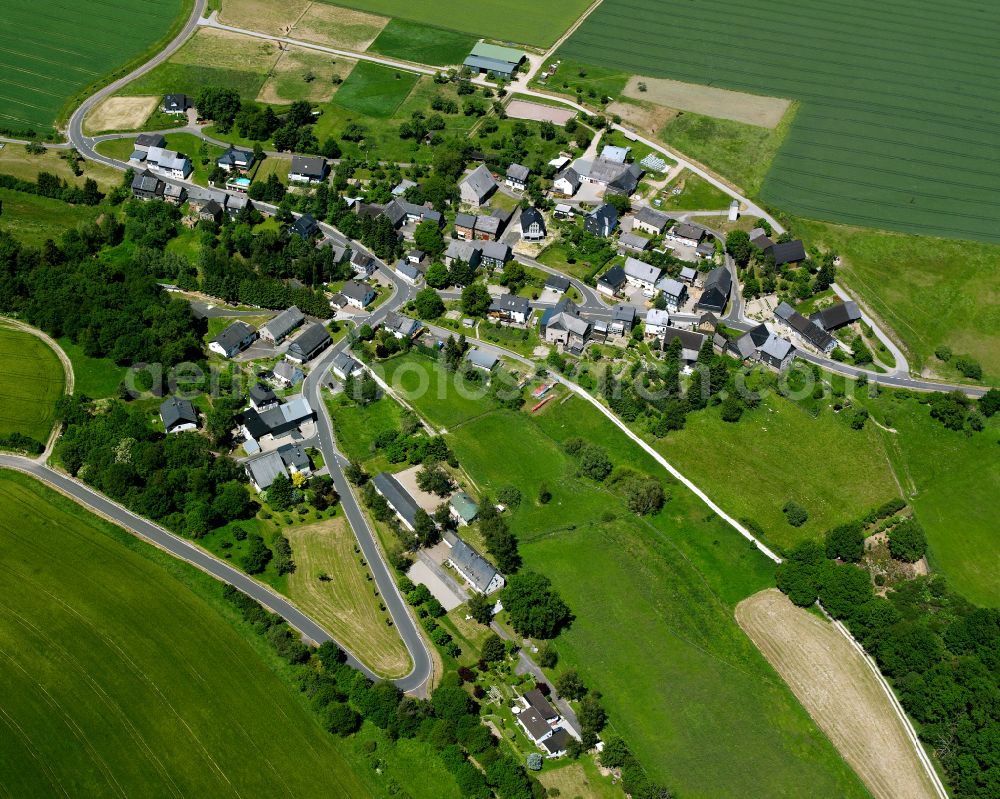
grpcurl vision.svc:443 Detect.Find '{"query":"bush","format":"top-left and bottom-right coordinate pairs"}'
top-left (782, 500), bottom-right (809, 527)
top-left (500, 572), bottom-right (571, 639)
top-left (555, 669), bottom-right (586, 700)
top-left (825, 522), bottom-right (865, 562)
top-left (496, 485), bottom-right (522, 510)
top-left (481, 633), bottom-right (505, 663)
top-left (934, 344), bottom-right (952, 362)
top-left (954, 355), bottom-right (982, 380)
top-left (888, 518), bottom-right (927, 563)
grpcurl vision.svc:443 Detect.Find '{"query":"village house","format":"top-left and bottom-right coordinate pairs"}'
top-left (339, 280), bottom-right (376, 309)
top-left (443, 531), bottom-right (504, 593)
top-left (597, 264), bottom-right (627, 297)
top-left (520, 206), bottom-right (546, 241)
top-left (163, 183), bottom-right (187, 206)
top-left (585, 203), bottom-right (618, 237)
top-left (444, 239), bottom-right (483, 269)
top-left (479, 240), bottom-right (512, 270)
top-left (259, 306), bottom-right (305, 344)
top-left (575, 156), bottom-right (643, 195)
top-left (541, 298), bottom-right (590, 352)
top-left (272, 361), bottom-right (304, 388)
top-left (623, 256), bottom-right (663, 292)
top-left (661, 327), bottom-right (707, 364)
top-left (749, 226), bottom-right (775, 251)
top-left (666, 222), bottom-right (705, 248)
top-left (208, 320), bottom-right (257, 358)
top-left (130, 169), bottom-right (165, 201)
top-left (729, 324), bottom-right (794, 371)
top-left (609, 304), bottom-right (636, 335)
top-left (488, 294), bottom-right (531, 326)
top-left (394, 259), bottom-right (422, 285)
top-left (382, 312), bottom-right (422, 340)
top-left (460, 164), bottom-right (498, 206)
top-left (618, 231), bottom-right (651, 255)
top-left (472, 208), bottom-right (513, 241)
top-left (162, 93), bottom-right (188, 114)
top-left (383, 198), bottom-right (443, 230)
top-left (159, 397), bottom-right (198, 434)
top-left (331, 352), bottom-right (363, 381)
top-left (289, 213), bottom-right (320, 241)
top-left (249, 383), bottom-right (278, 412)
top-left (448, 492), bottom-right (479, 526)
top-left (244, 444), bottom-right (312, 492)
top-left (811, 300), bottom-right (862, 331)
top-left (767, 239), bottom-right (807, 267)
top-left (454, 213), bottom-right (477, 240)
top-left (552, 167), bottom-right (581, 197)
top-left (146, 146), bottom-right (191, 179)
top-left (774, 301), bottom-right (836, 353)
top-left (632, 206), bottom-right (670, 235)
top-left (286, 323), bottom-right (332, 363)
top-left (679, 265), bottom-right (698, 285)
top-left (241, 395), bottom-right (315, 450)
top-left (288, 155), bottom-right (328, 184)
top-left (505, 163), bottom-right (530, 191)
top-left (644, 308), bottom-right (671, 338)
top-left (350, 250), bottom-right (376, 279)
top-left (217, 146), bottom-right (254, 173)
top-left (697, 266), bottom-right (732, 313)
top-left (656, 276), bottom-right (689, 311)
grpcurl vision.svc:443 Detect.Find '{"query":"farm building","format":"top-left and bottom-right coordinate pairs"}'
top-left (657, 277), bottom-right (689, 311)
top-left (286, 323), bottom-right (332, 363)
top-left (618, 231), bottom-right (651, 254)
top-left (209, 320), bottom-right (257, 359)
top-left (463, 41), bottom-right (526, 80)
top-left (774, 302), bottom-right (836, 353)
top-left (466, 348), bottom-right (499, 372)
top-left (460, 165), bottom-right (498, 206)
top-left (766, 240), bottom-right (807, 266)
top-left (811, 301), bottom-right (862, 331)
top-left (134, 133), bottom-right (166, 151)
top-left (373, 472), bottom-right (422, 531)
top-left (443, 531), bottom-right (504, 594)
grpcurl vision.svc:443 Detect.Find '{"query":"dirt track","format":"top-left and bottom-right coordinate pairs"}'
top-left (736, 589), bottom-right (939, 799)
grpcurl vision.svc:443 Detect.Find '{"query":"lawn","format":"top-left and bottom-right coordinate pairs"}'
top-left (0, 0), bottom-right (187, 134)
top-left (0, 188), bottom-right (102, 247)
top-left (163, 132), bottom-right (227, 186)
top-left (557, 0), bottom-right (1000, 243)
top-left (438, 397), bottom-right (869, 796)
top-left (862, 391), bottom-right (1000, 607)
top-left (328, 392), bottom-right (404, 463)
top-left (794, 217), bottom-right (1000, 383)
top-left (317, 0), bottom-right (593, 47)
top-left (0, 470), bottom-right (387, 797)
top-left (0, 325), bottom-right (64, 445)
top-left (94, 138), bottom-right (137, 162)
top-left (53, 337), bottom-right (127, 399)
top-left (0, 143), bottom-right (123, 190)
top-left (367, 19), bottom-right (476, 66)
top-left (332, 62), bottom-right (420, 119)
top-left (660, 169), bottom-right (733, 211)
top-left (286, 515), bottom-right (413, 677)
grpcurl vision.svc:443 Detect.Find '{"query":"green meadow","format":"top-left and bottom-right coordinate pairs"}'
top-left (0, 325), bottom-right (64, 444)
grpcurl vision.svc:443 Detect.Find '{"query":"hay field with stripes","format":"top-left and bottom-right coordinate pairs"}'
top-left (0, 0), bottom-right (183, 133)
top-left (0, 325), bottom-right (64, 444)
top-left (558, 0), bottom-right (1000, 243)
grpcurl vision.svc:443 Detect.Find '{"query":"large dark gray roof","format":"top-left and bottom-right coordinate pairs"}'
top-left (812, 301), bottom-right (861, 330)
top-left (262, 306), bottom-right (305, 340)
top-left (374, 472), bottom-right (421, 529)
top-left (160, 397), bottom-right (197, 429)
top-left (444, 531), bottom-right (500, 593)
top-left (288, 322), bottom-right (331, 359)
top-left (767, 239), bottom-right (807, 265)
top-left (210, 320), bottom-right (255, 353)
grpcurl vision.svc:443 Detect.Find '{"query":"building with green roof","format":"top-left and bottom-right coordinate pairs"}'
top-left (448, 491), bottom-right (480, 526)
top-left (464, 41), bottom-right (525, 79)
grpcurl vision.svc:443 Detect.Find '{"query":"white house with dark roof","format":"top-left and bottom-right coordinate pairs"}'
top-left (460, 164), bottom-right (497, 206)
top-left (656, 276), bottom-right (688, 311)
top-left (488, 294), bottom-right (531, 326)
top-left (331, 351), bottom-right (363, 380)
top-left (338, 281), bottom-right (376, 309)
top-left (217, 146), bottom-right (254, 173)
top-left (552, 167), bottom-right (581, 197)
top-left (209, 320), bottom-right (257, 358)
top-left (443, 531), bottom-right (504, 594)
top-left (633, 206), bottom-right (670, 235)
top-left (505, 163), bottom-right (530, 190)
top-left (146, 146), bottom-right (191, 179)
top-left (667, 222), bottom-right (705, 248)
top-left (394, 259), bottom-right (422, 285)
top-left (644, 308), bottom-right (671, 338)
top-left (288, 155), bottom-right (328, 184)
top-left (162, 93), bottom-right (188, 114)
top-left (382, 311), bottom-right (421, 340)
top-left (597, 264), bottom-right (627, 297)
top-left (479, 240), bottom-right (511, 270)
top-left (160, 397), bottom-right (198, 434)
top-left (623, 256), bottom-right (662, 291)
top-left (519, 207), bottom-right (546, 241)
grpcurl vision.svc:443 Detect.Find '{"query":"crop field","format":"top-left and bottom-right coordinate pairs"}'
top-left (377, 353), bottom-right (868, 796)
top-left (0, 471), bottom-right (377, 797)
top-left (737, 589), bottom-right (940, 799)
top-left (332, 62), bottom-right (420, 118)
top-left (558, 0), bottom-right (1000, 243)
top-left (286, 516), bottom-right (413, 678)
top-left (317, 0), bottom-right (593, 47)
top-left (0, 326), bottom-right (64, 444)
top-left (367, 19), bottom-right (477, 66)
top-left (0, 0), bottom-right (184, 133)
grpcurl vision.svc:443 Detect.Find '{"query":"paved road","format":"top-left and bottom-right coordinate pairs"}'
top-left (0, 456), bottom-right (382, 678)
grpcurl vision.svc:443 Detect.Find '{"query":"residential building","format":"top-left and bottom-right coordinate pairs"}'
top-left (160, 397), bottom-right (197, 434)
top-left (618, 231), bottom-right (650, 254)
top-left (463, 41), bottom-right (525, 80)
top-left (272, 361), bottom-right (304, 387)
top-left (540, 298), bottom-right (590, 351)
top-left (249, 382), bottom-right (278, 412)
top-left (584, 203), bottom-right (618, 237)
top-left (382, 312), bottom-right (421, 339)
top-left (350, 251), bottom-right (375, 278)
top-left (444, 239), bottom-right (482, 268)
top-left (260, 305), bottom-right (305, 343)
top-left (199, 199), bottom-right (223, 223)
top-left (241, 395), bottom-right (314, 444)
top-left (460, 164), bottom-right (497, 206)
top-left (448, 492), bottom-right (479, 526)
top-left (520, 207), bottom-right (546, 241)
top-left (810, 301), bottom-right (862, 331)
top-left (146, 146), bottom-right (191, 179)
top-left (657, 277), bottom-right (688, 311)
top-left (287, 323), bottom-right (332, 363)
top-left (290, 213), bottom-right (320, 240)
top-left (288, 155), bottom-right (328, 184)
top-left (597, 264), bottom-right (627, 297)
top-left (729, 323), bottom-right (772, 361)
top-left (465, 348), bottom-right (499, 371)
top-left (473, 208), bottom-right (513, 241)
top-left (766, 240), bottom-right (807, 266)
top-left (373, 472), bottom-right (421, 531)
top-left (208, 320), bottom-right (257, 358)
top-left (162, 93), bottom-right (188, 114)
top-left (340, 280), bottom-right (376, 309)
top-left (666, 222), bottom-right (704, 248)
top-left (644, 308), bottom-right (671, 338)
top-left (407, 250), bottom-right (424, 265)
top-left (575, 157), bottom-right (643, 195)
top-left (697, 312), bottom-right (719, 334)
top-left (623, 256), bottom-right (662, 291)
top-left (505, 163), bottom-right (530, 190)
top-left (728, 324), bottom-right (794, 371)
top-left (331, 352), bottom-right (363, 380)
top-left (134, 133), bottom-right (166, 151)
top-left (244, 444), bottom-right (312, 492)
top-left (394, 259), bottom-right (422, 284)
top-left (480, 240), bottom-right (512, 270)
top-left (488, 294), bottom-right (531, 326)
top-left (454, 213), bottom-right (477, 240)
top-left (697, 266), bottom-right (732, 312)
top-left (679, 265), bottom-right (698, 284)
top-left (217, 146), bottom-right (254, 173)
top-left (609, 304), bottom-right (636, 335)
top-left (515, 708), bottom-right (554, 745)
top-left (443, 531), bottom-right (504, 593)
top-left (749, 227), bottom-right (775, 251)
top-left (130, 169), bottom-right (164, 201)
top-left (633, 206), bottom-right (670, 235)
top-left (383, 198), bottom-right (442, 229)
top-left (661, 327), bottom-right (707, 363)
top-left (163, 183), bottom-right (186, 205)
top-left (759, 334), bottom-right (795, 371)
top-left (696, 240), bottom-right (716, 259)
top-left (544, 274), bottom-right (570, 295)
top-left (552, 167), bottom-right (581, 197)
top-left (774, 301), bottom-right (835, 353)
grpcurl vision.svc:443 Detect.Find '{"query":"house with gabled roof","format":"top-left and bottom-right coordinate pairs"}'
top-left (463, 41), bottom-right (525, 80)
top-left (633, 206), bottom-right (670, 235)
top-left (552, 167), bottom-right (581, 197)
top-left (767, 240), bottom-right (807, 266)
top-left (286, 323), bottom-right (332, 363)
top-left (209, 320), bottom-right (257, 358)
top-left (597, 264), bottom-right (627, 297)
top-left (488, 294), bottom-right (531, 326)
top-left (131, 169), bottom-right (164, 201)
top-left (448, 492), bottom-right (479, 526)
top-left (289, 155), bottom-right (328, 184)
top-left (160, 397), bottom-right (198, 434)
top-left (505, 163), bottom-right (530, 190)
top-left (520, 206), bottom-right (546, 241)
top-left (667, 222), bottom-right (705, 248)
top-left (460, 164), bottom-right (497, 206)
top-left (811, 301), bottom-right (862, 331)
top-left (260, 306), bottom-right (305, 344)
top-left (697, 266), bottom-right (732, 312)
top-left (331, 351), bottom-right (363, 380)
top-left (373, 472), bottom-right (422, 531)
top-left (774, 301), bottom-right (835, 353)
top-left (443, 530), bottom-right (504, 594)
top-left (584, 203), bottom-right (618, 237)
top-left (541, 297), bottom-right (590, 352)
top-left (623, 256), bottom-right (662, 291)
top-left (382, 311), bottom-right (421, 339)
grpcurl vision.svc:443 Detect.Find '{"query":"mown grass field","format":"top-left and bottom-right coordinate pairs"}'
top-left (0, 471), bottom-right (375, 797)
top-left (332, 62), bottom-right (420, 119)
top-left (661, 170), bottom-right (733, 211)
top-left (53, 338), bottom-right (127, 399)
top-left (286, 516), bottom-right (413, 677)
top-left (1, 0), bottom-right (185, 133)
top-left (367, 19), bottom-right (476, 66)
top-left (0, 189), bottom-right (102, 247)
top-left (377, 353), bottom-right (869, 797)
top-left (0, 326), bottom-right (64, 444)
top-left (0, 143), bottom-right (123, 190)
top-left (558, 0), bottom-right (1000, 243)
top-left (319, 0), bottom-right (593, 47)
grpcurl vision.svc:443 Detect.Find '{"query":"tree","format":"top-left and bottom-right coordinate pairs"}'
top-left (578, 694), bottom-right (607, 736)
top-left (461, 282), bottom-right (491, 317)
top-left (467, 591), bottom-right (494, 625)
top-left (720, 394), bottom-right (744, 422)
top-left (526, 752), bottom-right (542, 771)
top-left (431, 683), bottom-right (475, 721)
top-left (501, 572), bottom-right (571, 639)
top-left (413, 287), bottom-right (445, 319)
top-left (324, 701), bottom-right (361, 735)
top-left (889, 518), bottom-right (927, 563)
top-left (345, 461), bottom-right (367, 485)
top-left (576, 443), bottom-right (612, 481)
top-left (825, 522), bottom-right (864, 562)
top-left (818, 562), bottom-right (873, 619)
top-left (623, 476), bottom-right (664, 515)
top-left (604, 192), bottom-right (631, 215)
top-left (416, 463), bottom-right (451, 496)
top-left (555, 669), bottom-right (586, 700)
top-left (775, 540), bottom-right (825, 606)
top-left (537, 482), bottom-right (551, 504)
top-left (413, 509), bottom-right (439, 547)
top-left (481, 633), bottom-right (506, 662)
top-left (980, 388), bottom-right (1000, 417)
top-left (954, 355), bottom-right (982, 380)
top-left (726, 230), bottom-right (752, 266)
top-left (425, 261), bottom-right (449, 288)
top-left (212, 480), bottom-right (252, 521)
top-left (267, 473), bottom-right (294, 510)
top-left (272, 534), bottom-right (295, 575)
top-left (195, 87), bottom-right (242, 129)
top-left (413, 219), bottom-right (446, 257)
top-left (537, 642), bottom-right (557, 668)
top-left (782, 500), bottom-right (808, 527)
top-left (241, 533), bottom-right (272, 574)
